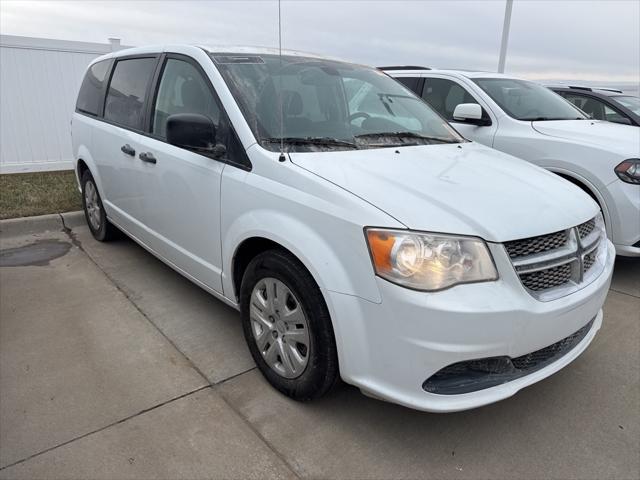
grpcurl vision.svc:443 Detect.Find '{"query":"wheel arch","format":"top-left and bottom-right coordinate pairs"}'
top-left (549, 168), bottom-right (613, 234)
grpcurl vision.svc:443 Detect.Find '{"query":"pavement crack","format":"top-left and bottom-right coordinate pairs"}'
top-left (216, 390), bottom-right (303, 480)
top-left (0, 386), bottom-right (211, 472)
top-left (609, 287), bottom-right (640, 300)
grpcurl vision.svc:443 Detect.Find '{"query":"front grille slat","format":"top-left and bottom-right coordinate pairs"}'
top-left (505, 230), bottom-right (567, 258)
top-left (505, 217), bottom-right (602, 300)
top-left (577, 219), bottom-right (595, 239)
top-left (520, 263), bottom-right (573, 291)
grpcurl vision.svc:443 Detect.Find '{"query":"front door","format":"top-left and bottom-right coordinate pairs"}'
top-left (134, 55), bottom-right (230, 293)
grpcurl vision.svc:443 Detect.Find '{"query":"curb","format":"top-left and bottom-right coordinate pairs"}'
top-left (0, 211), bottom-right (84, 238)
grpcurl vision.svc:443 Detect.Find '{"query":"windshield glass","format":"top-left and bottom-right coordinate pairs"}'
top-left (473, 78), bottom-right (587, 121)
top-left (211, 53), bottom-right (463, 151)
top-left (613, 96), bottom-right (640, 115)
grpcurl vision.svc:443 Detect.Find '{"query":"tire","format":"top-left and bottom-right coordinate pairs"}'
top-left (240, 249), bottom-right (339, 401)
top-left (81, 170), bottom-right (117, 242)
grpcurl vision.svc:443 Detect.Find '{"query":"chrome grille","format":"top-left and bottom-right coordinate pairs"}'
top-left (505, 230), bottom-right (567, 258)
top-left (505, 216), bottom-right (604, 301)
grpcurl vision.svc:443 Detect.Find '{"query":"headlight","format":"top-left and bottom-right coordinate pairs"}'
top-left (365, 228), bottom-right (498, 291)
top-left (614, 159), bottom-right (640, 184)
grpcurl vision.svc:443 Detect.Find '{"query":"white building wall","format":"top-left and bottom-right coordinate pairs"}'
top-left (0, 35), bottom-right (128, 173)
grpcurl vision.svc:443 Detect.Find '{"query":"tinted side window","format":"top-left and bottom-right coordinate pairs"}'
top-left (395, 76), bottom-right (421, 94)
top-left (104, 58), bottom-right (157, 130)
top-left (152, 59), bottom-right (221, 138)
top-left (76, 60), bottom-right (111, 116)
top-left (563, 93), bottom-right (608, 120)
top-left (422, 78), bottom-right (476, 121)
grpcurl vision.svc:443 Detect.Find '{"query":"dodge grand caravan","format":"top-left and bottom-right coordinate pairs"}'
top-left (72, 45), bottom-right (615, 412)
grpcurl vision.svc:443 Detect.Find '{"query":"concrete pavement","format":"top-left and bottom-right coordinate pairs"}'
top-left (0, 217), bottom-right (638, 479)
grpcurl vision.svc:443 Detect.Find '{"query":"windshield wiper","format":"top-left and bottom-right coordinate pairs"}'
top-left (522, 117), bottom-right (585, 121)
top-left (262, 137), bottom-right (358, 148)
top-left (355, 131), bottom-right (459, 144)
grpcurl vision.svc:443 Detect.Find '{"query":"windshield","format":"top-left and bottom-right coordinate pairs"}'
top-left (211, 53), bottom-right (463, 152)
top-left (613, 96), bottom-right (640, 115)
top-left (473, 78), bottom-right (587, 121)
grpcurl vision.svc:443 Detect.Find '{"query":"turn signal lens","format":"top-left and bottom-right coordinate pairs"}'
top-left (365, 229), bottom-right (498, 291)
top-left (614, 159), bottom-right (640, 184)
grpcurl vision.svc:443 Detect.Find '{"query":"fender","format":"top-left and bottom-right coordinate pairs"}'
top-left (221, 209), bottom-right (382, 306)
top-left (545, 166), bottom-right (613, 236)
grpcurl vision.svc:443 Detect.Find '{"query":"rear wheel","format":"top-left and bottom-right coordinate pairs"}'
top-left (240, 249), bottom-right (339, 400)
top-left (81, 170), bottom-right (117, 242)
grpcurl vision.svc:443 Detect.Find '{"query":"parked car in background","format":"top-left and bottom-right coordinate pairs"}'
top-left (383, 67), bottom-right (640, 257)
top-left (549, 85), bottom-right (640, 127)
top-left (72, 46), bottom-right (615, 412)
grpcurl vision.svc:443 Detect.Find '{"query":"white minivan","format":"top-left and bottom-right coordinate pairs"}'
top-left (384, 68), bottom-right (640, 257)
top-left (72, 45), bottom-right (614, 412)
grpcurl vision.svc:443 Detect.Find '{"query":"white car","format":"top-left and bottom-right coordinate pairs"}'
top-left (384, 67), bottom-right (640, 257)
top-left (72, 46), bottom-right (614, 412)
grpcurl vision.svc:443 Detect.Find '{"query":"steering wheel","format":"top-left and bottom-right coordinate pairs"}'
top-left (348, 112), bottom-right (371, 123)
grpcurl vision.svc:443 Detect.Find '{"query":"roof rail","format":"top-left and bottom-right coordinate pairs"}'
top-left (595, 87), bottom-right (623, 94)
top-left (567, 85), bottom-right (593, 91)
top-left (378, 65), bottom-right (431, 71)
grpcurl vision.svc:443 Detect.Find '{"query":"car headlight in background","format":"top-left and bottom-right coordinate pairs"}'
top-left (614, 159), bottom-right (640, 185)
top-left (365, 228), bottom-right (498, 291)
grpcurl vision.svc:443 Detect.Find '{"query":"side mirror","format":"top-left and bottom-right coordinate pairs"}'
top-left (166, 113), bottom-right (221, 156)
top-left (453, 103), bottom-right (491, 126)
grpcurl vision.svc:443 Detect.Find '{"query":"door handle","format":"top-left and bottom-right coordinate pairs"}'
top-left (139, 152), bottom-right (157, 164)
top-left (121, 144), bottom-right (135, 156)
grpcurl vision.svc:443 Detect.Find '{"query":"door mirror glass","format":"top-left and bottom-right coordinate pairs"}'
top-left (453, 103), bottom-right (489, 125)
top-left (166, 113), bottom-right (217, 154)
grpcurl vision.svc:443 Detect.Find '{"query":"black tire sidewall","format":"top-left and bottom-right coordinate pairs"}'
top-left (240, 250), bottom-right (338, 400)
top-left (81, 170), bottom-right (109, 241)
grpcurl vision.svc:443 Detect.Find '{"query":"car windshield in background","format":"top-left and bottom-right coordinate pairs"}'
top-left (473, 78), bottom-right (587, 121)
top-left (211, 53), bottom-right (463, 152)
top-left (613, 96), bottom-right (640, 115)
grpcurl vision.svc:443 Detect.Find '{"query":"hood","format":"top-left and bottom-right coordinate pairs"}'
top-left (531, 119), bottom-right (640, 156)
top-left (290, 142), bottom-right (598, 242)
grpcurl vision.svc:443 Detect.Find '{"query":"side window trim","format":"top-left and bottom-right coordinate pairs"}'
top-left (101, 54), bottom-right (161, 134)
top-left (146, 52), bottom-right (252, 171)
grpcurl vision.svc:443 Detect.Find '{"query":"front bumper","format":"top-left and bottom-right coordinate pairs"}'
top-left (605, 179), bottom-right (640, 257)
top-left (327, 240), bottom-right (615, 412)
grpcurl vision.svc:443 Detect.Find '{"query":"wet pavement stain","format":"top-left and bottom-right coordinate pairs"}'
top-left (0, 240), bottom-right (71, 267)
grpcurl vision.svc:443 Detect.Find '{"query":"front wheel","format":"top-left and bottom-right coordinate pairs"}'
top-left (240, 250), bottom-right (339, 401)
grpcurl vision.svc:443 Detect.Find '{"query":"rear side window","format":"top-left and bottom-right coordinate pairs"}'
top-left (394, 76), bottom-right (421, 94)
top-left (104, 57), bottom-right (157, 130)
top-left (76, 60), bottom-right (111, 116)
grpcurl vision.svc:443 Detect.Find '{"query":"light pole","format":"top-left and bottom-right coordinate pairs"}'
top-left (498, 0), bottom-right (514, 73)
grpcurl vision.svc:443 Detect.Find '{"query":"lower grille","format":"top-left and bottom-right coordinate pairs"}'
top-left (423, 318), bottom-right (595, 395)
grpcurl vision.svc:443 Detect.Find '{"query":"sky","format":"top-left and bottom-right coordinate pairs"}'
top-left (1, 0), bottom-right (639, 85)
